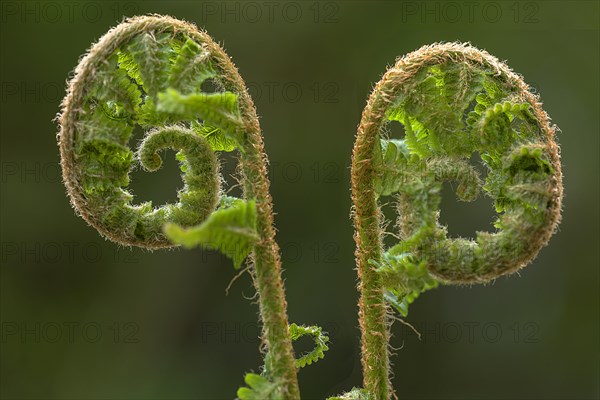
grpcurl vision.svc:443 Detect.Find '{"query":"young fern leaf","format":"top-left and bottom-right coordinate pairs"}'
top-left (351, 42), bottom-right (562, 399)
top-left (164, 197), bottom-right (258, 268)
top-left (126, 31), bottom-right (173, 96)
top-left (373, 139), bottom-right (410, 197)
top-left (93, 54), bottom-right (143, 115)
top-left (289, 323), bottom-right (330, 368)
top-left (57, 15), bottom-right (300, 399)
top-left (236, 373), bottom-right (284, 400)
top-left (156, 88), bottom-right (244, 145)
top-left (167, 38), bottom-right (215, 94)
top-left (192, 121), bottom-right (238, 152)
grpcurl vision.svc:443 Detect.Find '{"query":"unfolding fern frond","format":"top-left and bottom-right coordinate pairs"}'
top-left (58, 15), bottom-right (301, 398)
top-left (289, 323), bottom-right (330, 368)
top-left (351, 42), bottom-right (563, 399)
top-left (58, 16), bottom-right (244, 249)
top-left (371, 44), bottom-right (561, 300)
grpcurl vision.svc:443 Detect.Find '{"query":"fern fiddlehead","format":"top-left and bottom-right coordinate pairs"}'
top-left (344, 42), bottom-right (563, 399)
top-left (57, 15), bottom-right (304, 398)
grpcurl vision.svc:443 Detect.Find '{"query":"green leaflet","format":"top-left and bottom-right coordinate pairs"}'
top-left (236, 373), bottom-right (283, 400)
top-left (441, 62), bottom-right (485, 113)
top-left (78, 139), bottom-right (133, 193)
top-left (164, 197), bottom-right (258, 268)
top-left (156, 88), bottom-right (244, 146)
top-left (256, 322), bottom-right (329, 394)
top-left (92, 53), bottom-right (142, 116)
top-left (289, 323), bottom-right (330, 368)
top-left (428, 157), bottom-right (482, 202)
top-left (117, 49), bottom-right (143, 87)
top-left (327, 388), bottom-right (372, 400)
top-left (167, 37), bottom-right (216, 94)
top-left (191, 121), bottom-right (238, 152)
top-left (373, 139), bottom-right (410, 197)
top-left (125, 31), bottom-right (173, 96)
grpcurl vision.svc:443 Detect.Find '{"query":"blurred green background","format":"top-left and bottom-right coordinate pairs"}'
top-left (1, 1), bottom-right (598, 399)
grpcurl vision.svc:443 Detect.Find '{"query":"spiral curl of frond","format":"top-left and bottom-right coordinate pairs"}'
top-left (57, 15), bottom-right (247, 249)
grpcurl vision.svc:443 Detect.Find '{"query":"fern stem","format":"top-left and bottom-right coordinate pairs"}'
top-left (352, 88), bottom-right (391, 400)
top-left (180, 19), bottom-right (301, 400)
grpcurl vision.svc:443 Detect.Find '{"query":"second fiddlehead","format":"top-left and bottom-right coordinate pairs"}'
top-left (57, 14), bottom-right (333, 399)
top-left (343, 42), bottom-right (563, 399)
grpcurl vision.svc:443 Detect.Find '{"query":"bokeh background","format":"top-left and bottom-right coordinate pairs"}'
top-left (1, 1), bottom-right (598, 399)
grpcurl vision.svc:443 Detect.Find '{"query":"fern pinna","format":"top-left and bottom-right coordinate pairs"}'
top-left (341, 43), bottom-right (563, 399)
top-left (57, 15), bottom-right (328, 399)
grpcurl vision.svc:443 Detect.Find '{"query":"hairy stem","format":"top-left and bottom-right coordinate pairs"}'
top-left (200, 27), bottom-right (300, 400)
top-left (352, 93), bottom-right (391, 400)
